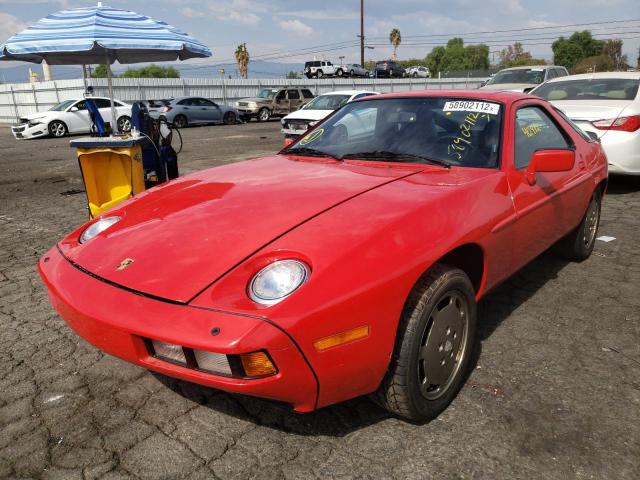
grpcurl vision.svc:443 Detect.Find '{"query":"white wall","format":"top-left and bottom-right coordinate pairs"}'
top-left (0, 76), bottom-right (487, 123)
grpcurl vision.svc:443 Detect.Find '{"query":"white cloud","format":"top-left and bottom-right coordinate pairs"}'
top-left (0, 12), bottom-right (27, 38)
top-left (279, 9), bottom-right (359, 21)
top-left (278, 19), bottom-right (313, 36)
top-left (204, 0), bottom-right (266, 25)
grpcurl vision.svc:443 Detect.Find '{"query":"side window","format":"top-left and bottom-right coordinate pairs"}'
top-left (557, 68), bottom-right (568, 77)
top-left (200, 99), bottom-right (216, 107)
top-left (275, 90), bottom-right (286, 101)
top-left (94, 99), bottom-right (112, 108)
top-left (74, 101), bottom-right (86, 111)
top-left (352, 93), bottom-right (373, 100)
top-left (301, 89), bottom-right (314, 99)
top-left (177, 99), bottom-right (191, 106)
top-left (546, 69), bottom-right (557, 80)
top-left (514, 106), bottom-right (570, 170)
top-left (287, 90), bottom-right (300, 100)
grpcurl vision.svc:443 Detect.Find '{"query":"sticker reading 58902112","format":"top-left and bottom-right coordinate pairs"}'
top-left (443, 101), bottom-right (500, 115)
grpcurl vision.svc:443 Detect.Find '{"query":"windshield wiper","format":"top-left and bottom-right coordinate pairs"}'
top-left (283, 147), bottom-right (342, 161)
top-left (339, 150), bottom-right (451, 168)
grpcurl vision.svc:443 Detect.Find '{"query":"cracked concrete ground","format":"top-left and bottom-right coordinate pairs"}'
top-left (0, 123), bottom-right (639, 480)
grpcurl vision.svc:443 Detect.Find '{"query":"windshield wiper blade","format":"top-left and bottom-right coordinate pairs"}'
top-left (339, 150), bottom-right (451, 168)
top-left (282, 146), bottom-right (341, 161)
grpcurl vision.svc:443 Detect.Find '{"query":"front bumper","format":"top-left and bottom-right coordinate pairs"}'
top-left (236, 106), bottom-right (260, 116)
top-left (11, 122), bottom-right (48, 139)
top-left (38, 247), bottom-right (319, 412)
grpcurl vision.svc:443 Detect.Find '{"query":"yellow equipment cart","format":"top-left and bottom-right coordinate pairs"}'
top-left (70, 137), bottom-right (148, 218)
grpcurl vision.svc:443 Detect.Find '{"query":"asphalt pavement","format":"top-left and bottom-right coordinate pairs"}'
top-left (0, 122), bottom-right (638, 479)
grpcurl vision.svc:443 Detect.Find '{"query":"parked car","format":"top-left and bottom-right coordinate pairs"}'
top-left (139, 99), bottom-right (172, 115)
top-left (39, 90), bottom-right (607, 422)
top-left (406, 66), bottom-right (431, 78)
top-left (342, 64), bottom-right (369, 77)
top-left (375, 60), bottom-right (405, 78)
top-left (531, 72), bottom-right (640, 175)
top-left (152, 97), bottom-right (240, 128)
top-left (11, 97), bottom-right (131, 139)
top-left (281, 90), bottom-right (379, 140)
top-left (480, 65), bottom-right (569, 93)
top-left (235, 87), bottom-right (314, 122)
top-left (304, 60), bottom-right (340, 78)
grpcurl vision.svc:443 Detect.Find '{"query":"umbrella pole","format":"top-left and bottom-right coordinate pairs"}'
top-left (82, 65), bottom-right (88, 93)
top-left (105, 54), bottom-right (116, 134)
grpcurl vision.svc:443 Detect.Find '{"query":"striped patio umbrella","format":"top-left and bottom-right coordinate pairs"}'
top-left (0, 2), bottom-right (211, 125)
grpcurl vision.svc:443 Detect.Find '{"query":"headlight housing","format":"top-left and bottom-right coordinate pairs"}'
top-left (79, 216), bottom-right (121, 244)
top-left (249, 259), bottom-right (309, 305)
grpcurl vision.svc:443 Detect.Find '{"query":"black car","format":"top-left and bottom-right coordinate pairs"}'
top-left (375, 60), bottom-right (405, 78)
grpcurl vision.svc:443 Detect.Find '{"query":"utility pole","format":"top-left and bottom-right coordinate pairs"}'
top-left (360, 0), bottom-right (365, 67)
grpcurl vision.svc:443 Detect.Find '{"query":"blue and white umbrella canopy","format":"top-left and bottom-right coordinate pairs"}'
top-left (0, 3), bottom-right (211, 65)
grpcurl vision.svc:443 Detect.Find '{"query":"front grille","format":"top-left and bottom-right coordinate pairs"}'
top-left (12, 125), bottom-right (26, 133)
top-left (238, 102), bottom-right (248, 107)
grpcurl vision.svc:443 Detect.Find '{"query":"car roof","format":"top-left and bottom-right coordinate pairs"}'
top-left (318, 90), bottom-right (378, 96)
top-left (499, 65), bottom-right (562, 71)
top-left (543, 71), bottom-right (640, 83)
top-left (372, 89), bottom-right (530, 103)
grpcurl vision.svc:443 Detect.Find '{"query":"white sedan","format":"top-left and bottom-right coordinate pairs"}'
top-left (281, 90), bottom-right (379, 139)
top-left (531, 72), bottom-right (640, 175)
top-left (11, 97), bottom-right (132, 139)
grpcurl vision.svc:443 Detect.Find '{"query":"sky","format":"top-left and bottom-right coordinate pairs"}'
top-left (0, 0), bottom-right (639, 74)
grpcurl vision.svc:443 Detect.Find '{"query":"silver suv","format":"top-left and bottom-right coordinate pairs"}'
top-left (235, 87), bottom-right (315, 122)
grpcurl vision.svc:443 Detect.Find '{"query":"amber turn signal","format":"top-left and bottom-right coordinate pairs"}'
top-left (313, 325), bottom-right (370, 351)
top-left (240, 351), bottom-right (277, 377)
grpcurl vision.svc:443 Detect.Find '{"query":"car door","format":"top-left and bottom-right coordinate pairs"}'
top-left (287, 89), bottom-right (302, 112)
top-left (505, 100), bottom-right (590, 268)
top-left (94, 98), bottom-right (115, 126)
top-left (273, 90), bottom-right (287, 115)
top-left (198, 98), bottom-right (222, 123)
top-left (65, 100), bottom-right (90, 133)
top-left (176, 98), bottom-right (195, 122)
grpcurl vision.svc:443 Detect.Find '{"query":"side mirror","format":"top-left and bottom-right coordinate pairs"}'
top-left (586, 131), bottom-right (600, 142)
top-left (525, 149), bottom-right (575, 185)
top-left (70, 106), bottom-right (79, 112)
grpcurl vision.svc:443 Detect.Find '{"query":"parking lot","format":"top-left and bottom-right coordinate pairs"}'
top-left (0, 122), bottom-right (639, 479)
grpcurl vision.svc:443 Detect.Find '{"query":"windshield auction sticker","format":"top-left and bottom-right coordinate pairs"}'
top-left (443, 101), bottom-right (500, 115)
top-left (299, 128), bottom-right (324, 146)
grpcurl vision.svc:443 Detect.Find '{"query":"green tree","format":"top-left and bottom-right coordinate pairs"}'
top-left (120, 65), bottom-right (180, 78)
top-left (572, 55), bottom-right (614, 74)
top-left (425, 38), bottom-right (490, 74)
top-left (91, 64), bottom-right (108, 78)
top-left (389, 28), bottom-right (401, 60)
top-left (602, 39), bottom-right (628, 70)
top-left (552, 30), bottom-right (604, 71)
top-left (286, 71), bottom-right (300, 79)
top-left (235, 43), bottom-right (250, 78)
top-left (498, 42), bottom-right (547, 68)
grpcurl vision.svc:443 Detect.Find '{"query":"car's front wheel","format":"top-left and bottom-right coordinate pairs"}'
top-left (48, 120), bottom-right (68, 138)
top-left (556, 189), bottom-right (602, 261)
top-left (336, 68), bottom-right (343, 77)
top-left (117, 115), bottom-right (131, 132)
top-left (374, 263), bottom-right (476, 422)
top-left (223, 111), bottom-right (237, 125)
top-left (257, 108), bottom-right (271, 122)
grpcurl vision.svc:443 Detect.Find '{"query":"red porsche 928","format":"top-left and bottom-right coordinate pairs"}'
top-left (39, 91), bottom-right (608, 422)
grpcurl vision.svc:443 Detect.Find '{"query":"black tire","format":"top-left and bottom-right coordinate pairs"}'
top-left (413, 72), bottom-right (418, 78)
top-left (117, 115), bottom-right (131, 132)
top-left (173, 114), bottom-right (188, 128)
top-left (350, 69), bottom-right (355, 76)
top-left (317, 70), bottom-right (324, 78)
top-left (223, 111), bottom-right (236, 125)
top-left (257, 107), bottom-right (271, 122)
top-left (374, 263), bottom-right (477, 423)
top-left (336, 68), bottom-right (344, 77)
top-left (556, 190), bottom-right (602, 261)
top-left (48, 120), bottom-right (68, 138)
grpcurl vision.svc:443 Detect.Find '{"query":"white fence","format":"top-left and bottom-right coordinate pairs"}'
top-left (0, 76), bottom-right (487, 123)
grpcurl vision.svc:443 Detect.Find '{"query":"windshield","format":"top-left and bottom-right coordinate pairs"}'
top-left (303, 94), bottom-right (351, 111)
top-left (50, 100), bottom-right (76, 111)
top-left (285, 97), bottom-right (502, 168)
top-left (257, 89), bottom-right (277, 99)
top-left (534, 78), bottom-right (639, 101)
top-left (489, 68), bottom-right (546, 85)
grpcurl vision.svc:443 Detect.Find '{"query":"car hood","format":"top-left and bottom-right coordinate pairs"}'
top-left (21, 112), bottom-right (50, 122)
top-left (283, 109), bottom-right (333, 122)
top-left (480, 83), bottom-right (536, 92)
top-left (238, 97), bottom-right (270, 104)
top-left (59, 155), bottom-right (423, 303)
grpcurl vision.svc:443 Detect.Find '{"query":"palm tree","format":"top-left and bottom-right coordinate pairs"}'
top-left (235, 43), bottom-right (250, 78)
top-left (389, 29), bottom-right (401, 60)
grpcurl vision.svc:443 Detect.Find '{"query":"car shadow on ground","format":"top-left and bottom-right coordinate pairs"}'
top-left (158, 252), bottom-right (571, 435)
top-left (606, 175), bottom-right (640, 195)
